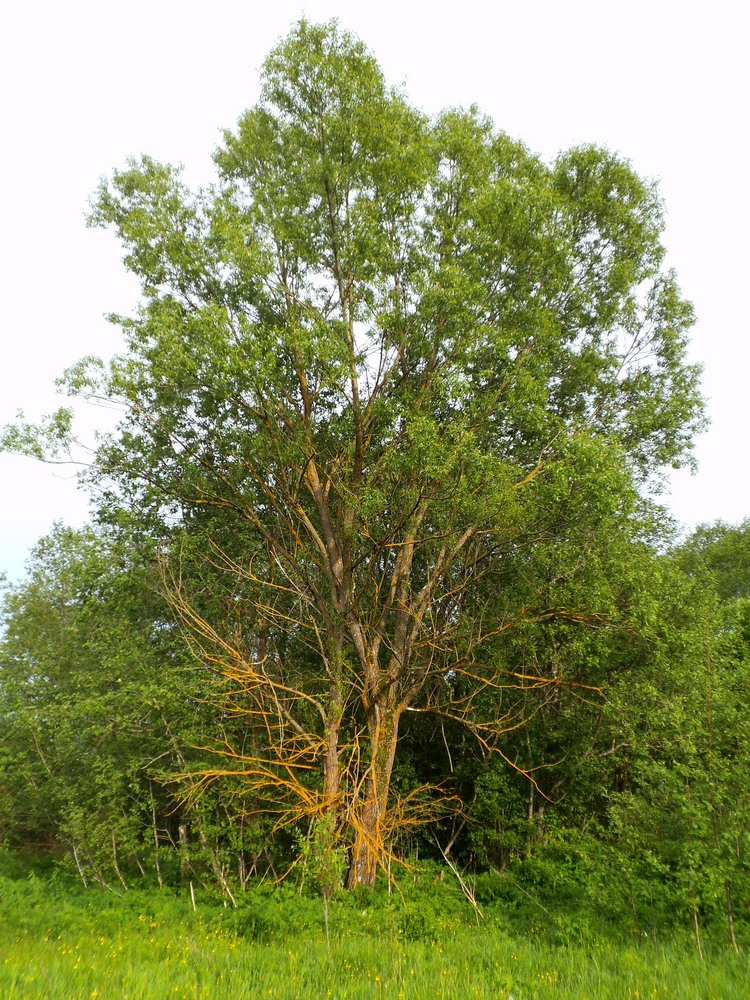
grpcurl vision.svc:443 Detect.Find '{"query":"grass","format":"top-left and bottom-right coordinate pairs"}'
top-left (1, 866), bottom-right (749, 998)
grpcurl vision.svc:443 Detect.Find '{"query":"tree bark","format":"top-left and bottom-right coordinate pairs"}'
top-left (726, 880), bottom-right (739, 954)
top-left (347, 701), bottom-right (401, 887)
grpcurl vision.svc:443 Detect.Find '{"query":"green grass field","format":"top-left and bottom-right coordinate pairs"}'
top-left (2, 869), bottom-right (748, 999)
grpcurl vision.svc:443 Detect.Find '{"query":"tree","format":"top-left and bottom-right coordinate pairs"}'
top-left (675, 518), bottom-right (750, 601)
top-left (602, 545), bottom-right (750, 953)
top-left (0, 525), bottom-right (177, 882)
top-left (0, 524), bottom-right (267, 893)
top-left (7, 20), bottom-right (704, 886)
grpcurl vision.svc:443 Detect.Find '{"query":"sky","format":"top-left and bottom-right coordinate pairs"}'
top-left (1, 0), bottom-right (748, 583)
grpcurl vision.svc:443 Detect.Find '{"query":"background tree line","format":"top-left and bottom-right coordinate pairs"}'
top-left (2, 518), bottom-right (750, 945)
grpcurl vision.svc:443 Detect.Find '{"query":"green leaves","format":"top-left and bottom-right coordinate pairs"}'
top-left (76, 23), bottom-right (704, 531)
top-left (0, 406), bottom-right (74, 461)
top-left (2, 19), bottom-right (711, 886)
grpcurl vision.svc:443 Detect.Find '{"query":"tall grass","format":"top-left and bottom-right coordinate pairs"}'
top-left (1, 867), bottom-right (748, 998)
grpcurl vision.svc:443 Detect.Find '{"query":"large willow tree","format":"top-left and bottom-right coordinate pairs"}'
top-left (32, 21), bottom-right (702, 885)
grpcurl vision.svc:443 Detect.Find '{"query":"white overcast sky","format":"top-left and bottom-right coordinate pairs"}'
top-left (1, 0), bottom-right (748, 582)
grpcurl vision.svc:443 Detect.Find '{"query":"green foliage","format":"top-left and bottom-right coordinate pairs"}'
top-left (0, 18), bottom-right (722, 900)
top-left (296, 813), bottom-right (347, 900)
top-left (594, 531), bottom-right (750, 947)
top-left (0, 524), bottom-right (271, 890)
top-left (68, 19), bottom-right (697, 878)
top-left (676, 518), bottom-right (750, 600)
top-left (0, 406), bottom-right (74, 461)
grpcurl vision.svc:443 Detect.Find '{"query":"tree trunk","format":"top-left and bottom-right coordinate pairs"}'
top-left (148, 783), bottom-right (164, 888)
top-left (347, 703), bottom-right (401, 888)
top-left (692, 905), bottom-right (705, 964)
top-left (323, 682), bottom-right (342, 809)
top-left (726, 880), bottom-right (739, 954)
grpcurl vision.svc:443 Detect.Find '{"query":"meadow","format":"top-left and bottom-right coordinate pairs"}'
top-left (2, 859), bottom-right (749, 999)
